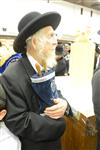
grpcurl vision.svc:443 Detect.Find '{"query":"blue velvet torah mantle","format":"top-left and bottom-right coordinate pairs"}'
top-left (31, 69), bottom-right (58, 113)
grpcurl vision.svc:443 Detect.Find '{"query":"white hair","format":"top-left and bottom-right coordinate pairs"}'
top-left (26, 27), bottom-right (57, 68)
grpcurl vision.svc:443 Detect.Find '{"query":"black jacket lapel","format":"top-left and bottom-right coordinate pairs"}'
top-left (20, 54), bottom-right (36, 78)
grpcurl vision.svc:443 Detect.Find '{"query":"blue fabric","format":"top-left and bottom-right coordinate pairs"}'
top-left (31, 69), bottom-right (58, 113)
top-left (0, 53), bottom-right (22, 73)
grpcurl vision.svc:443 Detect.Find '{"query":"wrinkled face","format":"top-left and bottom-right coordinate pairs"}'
top-left (33, 26), bottom-right (58, 68)
top-left (41, 26), bottom-right (58, 52)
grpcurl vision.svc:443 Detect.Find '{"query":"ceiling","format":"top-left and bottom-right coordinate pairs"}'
top-left (63, 0), bottom-right (100, 11)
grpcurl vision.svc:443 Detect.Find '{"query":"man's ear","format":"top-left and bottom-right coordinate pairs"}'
top-left (0, 109), bottom-right (7, 120)
top-left (31, 36), bottom-right (36, 49)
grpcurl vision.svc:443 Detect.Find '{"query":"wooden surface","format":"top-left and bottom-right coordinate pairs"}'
top-left (61, 114), bottom-right (97, 150)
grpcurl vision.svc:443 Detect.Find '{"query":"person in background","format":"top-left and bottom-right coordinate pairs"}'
top-left (94, 43), bottom-right (100, 71)
top-left (63, 43), bottom-right (71, 57)
top-left (92, 30), bottom-right (100, 150)
top-left (64, 43), bottom-right (71, 75)
top-left (0, 11), bottom-right (72, 150)
top-left (0, 83), bottom-right (21, 150)
top-left (0, 41), bottom-right (22, 74)
top-left (55, 43), bottom-right (69, 76)
top-left (92, 68), bottom-right (100, 150)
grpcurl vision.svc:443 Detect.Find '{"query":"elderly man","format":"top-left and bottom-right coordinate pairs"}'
top-left (0, 11), bottom-right (71, 150)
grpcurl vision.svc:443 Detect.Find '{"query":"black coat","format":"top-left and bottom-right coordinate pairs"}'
top-left (92, 69), bottom-right (100, 150)
top-left (0, 55), bottom-right (66, 150)
top-left (55, 57), bottom-right (69, 76)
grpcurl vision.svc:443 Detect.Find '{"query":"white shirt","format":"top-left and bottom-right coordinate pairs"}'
top-left (27, 53), bottom-right (43, 73)
top-left (0, 122), bottom-right (21, 150)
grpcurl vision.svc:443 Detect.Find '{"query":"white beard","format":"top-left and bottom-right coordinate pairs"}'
top-left (34, 35), bottom-right (57, 68)
top-left (35, 44), bottom-right (57, 68)
top-left (45, 51), bottom-right (57, 68)
top-left (39, 47), bottom-right (57, 68)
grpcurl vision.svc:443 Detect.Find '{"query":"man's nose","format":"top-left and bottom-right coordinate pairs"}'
top-left (53, 38), bottom-right (57, 46)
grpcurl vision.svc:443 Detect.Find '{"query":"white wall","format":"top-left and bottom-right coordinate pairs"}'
top-left (0, 0), bottom-right (100, 39)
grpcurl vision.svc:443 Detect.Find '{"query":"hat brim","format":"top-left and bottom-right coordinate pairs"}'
top-left (13, 12), bottom-right (61, 53)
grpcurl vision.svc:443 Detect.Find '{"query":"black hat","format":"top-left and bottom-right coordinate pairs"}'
top-left (13, 11), bottom-right (61, 53)
top-left (56, 45), bottom-right (64, 55)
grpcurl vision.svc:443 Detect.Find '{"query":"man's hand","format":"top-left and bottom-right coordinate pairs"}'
top-left (44, 98), bottom-right (67, 119)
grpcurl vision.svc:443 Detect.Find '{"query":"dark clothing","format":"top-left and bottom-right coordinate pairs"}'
top-left (55, 57), bottom-right (69, 76)
top-left (92, 69), bottom-right (100, 150)
top-left (0, 53), bottom-right (22, 74)
top-left (94, 56), bottom-right (100, 72)
top-left (0, 55), bottom-right (66, 150)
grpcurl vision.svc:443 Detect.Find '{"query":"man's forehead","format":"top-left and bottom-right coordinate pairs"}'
top-left (31, 25), bottom-right (55, 40)
top-left (42, 26), bottom-right (54, 33)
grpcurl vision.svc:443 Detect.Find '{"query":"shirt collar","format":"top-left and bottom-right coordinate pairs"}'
top-left (26, 52), bottom-right (43, 73)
